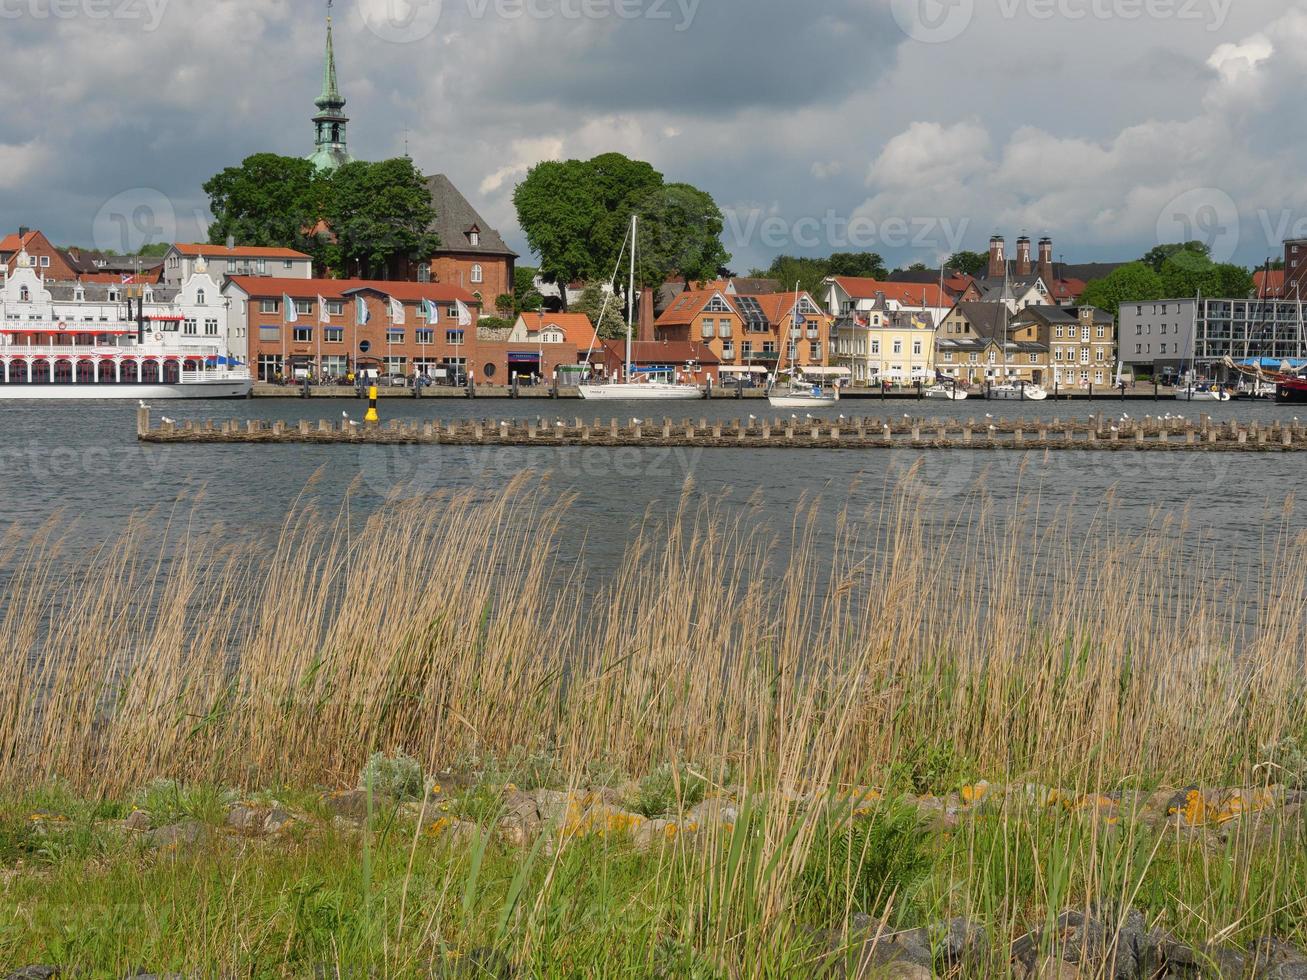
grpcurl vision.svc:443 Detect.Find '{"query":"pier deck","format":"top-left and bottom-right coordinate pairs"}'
top-left (137, 409), bottom-right (1307, 452)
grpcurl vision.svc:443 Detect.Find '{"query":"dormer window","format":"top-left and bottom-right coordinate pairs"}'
top-left (468, 230), bottom-right (480, 247)
top-left (108, 288), bottom-right (119, 302)
top-left (74, 287), bottom-right (85, 302)
top-left (144, 288), bottom-right (154, 303)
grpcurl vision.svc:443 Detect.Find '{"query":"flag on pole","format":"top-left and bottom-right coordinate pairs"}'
top-left (389, 296), bottom-right (406, 324)
top-left (283, 294), bottom-right (299, 323)
top-left (455, 299), bottom-right (472, 327)
top-left (318, 295), bottom-right (330, 324)
top-left (422, 298), bottom-right (440, 325)
top-left (356, 296), bottom-right (371, 325)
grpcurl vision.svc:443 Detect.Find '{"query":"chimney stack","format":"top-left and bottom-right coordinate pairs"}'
top-left (988, 235), bottom-right (1006, 280)
top-left (1037, 236), bottom-right (1054, 283)
top-left (1016, 235), bottom-right (1032, 276)
top-left (18, 226), bottom-right (29, 238)
top-left (639, 287), bottom-right (655, 343)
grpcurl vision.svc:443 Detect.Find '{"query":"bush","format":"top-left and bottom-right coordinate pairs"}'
top-left (799, 802), bottom-right (935, 923)
top-left (626, 763), bottom-right (713, 819)
top-left (357, 752), bottom-right (423, 801)
top-left (1258, 736), bottom-right (1307, 789)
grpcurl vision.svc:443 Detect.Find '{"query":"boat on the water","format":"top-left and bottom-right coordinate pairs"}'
top-left (1182, 384), bottom-right (1231, 402)
top-left (924, 383), bottom-right (968, 401)
top-left (768, 382), bottom-right (839, 409)
top-left (0, 323), bottom-right (250, 400)
top-left (577, 214), bottom-right (703, 402)
top-left (987, 382), bottom-right (1048, 401)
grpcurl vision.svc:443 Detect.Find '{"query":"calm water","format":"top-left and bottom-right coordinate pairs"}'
top-left (0, 397), bottom-right (1302, 575)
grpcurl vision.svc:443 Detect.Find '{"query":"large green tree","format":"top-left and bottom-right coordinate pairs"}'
top-left (1141, 241), bottom-right (1210, 272)
top-left (573, 283), bottom-right (627, 340)
top-left (945, 250), bottom-right (988, 277)
top-left (512, 265), bottom-right (544, 313)
top-left (514, 153), bottom-right (728, 296)
top-left (1158, 251), bottom-right (1253, 299)
top-left (203, 154), bottom-right (438, 277)
top-left (321, 158), bottom-right (439, 278)
top-left (1078, 262), bottom-right (1165, 319)
top-left (749, 252), bottom-right (887, 297)
top-left (203, 153), bottom-right (323, 254)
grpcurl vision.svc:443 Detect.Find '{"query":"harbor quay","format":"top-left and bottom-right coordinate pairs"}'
top-left (137, 407), bottom-right (1307, 452)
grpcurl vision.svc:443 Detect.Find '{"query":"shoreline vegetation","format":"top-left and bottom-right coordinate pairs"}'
top-left (1, 473), bottom-right (1305, 976)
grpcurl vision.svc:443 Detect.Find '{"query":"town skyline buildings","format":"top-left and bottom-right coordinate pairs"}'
top-left (1, 0), bottom-right (1304, 273)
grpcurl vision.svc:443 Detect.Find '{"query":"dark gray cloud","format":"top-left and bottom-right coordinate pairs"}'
top-left (2, 0), bottom-right (1306, 274)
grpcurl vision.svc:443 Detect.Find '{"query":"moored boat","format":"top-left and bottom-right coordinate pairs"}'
top-left (924, 383), bottom-right (968, 401)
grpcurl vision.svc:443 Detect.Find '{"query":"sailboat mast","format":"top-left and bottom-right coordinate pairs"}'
top-left (626, 214), bottom-right (637, 381)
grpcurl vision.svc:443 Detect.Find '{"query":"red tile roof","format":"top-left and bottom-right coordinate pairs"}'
top-left (0, 231), bottom-right (38, 253)
top-left (829, 277), bottom-right (951, 307)
top-left (655, 288), bottom-right (734, 326)
top-left (174, 243), bottom-right (311, 260)
top-left (750, 291), bottom-right (826, 324)
top-left (516, 312), bottom-right (598, 347)
top-left (1255, 269), bottom-right (1286, 298)
top-left (227, 277), bottom-right (476, 303)
top-left (78, 271), bottom-right (163, 285)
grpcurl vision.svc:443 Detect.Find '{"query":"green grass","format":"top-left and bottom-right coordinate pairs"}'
top-left (0, 782), bottom-right (1305, 976)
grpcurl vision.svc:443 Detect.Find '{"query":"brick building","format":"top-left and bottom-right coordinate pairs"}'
top-left (224, 276), bottom-right (480, 382)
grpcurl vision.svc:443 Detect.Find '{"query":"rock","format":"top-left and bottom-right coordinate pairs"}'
top-left (498, 791), bottom-right (544, 846)
top-left (1251, 937), bottom-right (1307, 979)
top-left (938, 917), bottom-right (988, 970)
top-left (632, 819), bottom-right (675, 853)
top-left (123, 809), bottom-right (151, 831)
top-left (146, 820), bottom-right (206, 851)
top-left (321, 789), bottom-right (373, 821)
top-left (1011, 907), bottom-right (1156, 980)
top-left (831, 916), bottom-right (935, 980)
top-left (225, 805), bottom-right (264, 834)
top-left (684, 797), bottom-right (739, 829)
top-left (426, 817), bottom-right (479, 845)
top-left (1156, 935), bottom-right (1246, 978)
top-left (5, 968), bottom-right (60, 980)
top-left (262, 807), bottom-right (293, 835)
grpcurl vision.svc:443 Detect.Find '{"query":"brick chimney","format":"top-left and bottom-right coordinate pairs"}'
top-left (1037, 237), bottom-right (1054, 284)
top-left (988, 235), bottom-right (1006, 279)
top-left (639, 287), bottom-right (655, 343)
top-left (1016, 235), bottom-right (1032, 276)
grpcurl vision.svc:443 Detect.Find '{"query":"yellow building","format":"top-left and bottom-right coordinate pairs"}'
top-left (936, 301), bottom-right (1049, 386)
top-left (832, 294), bottom-right (935, 385)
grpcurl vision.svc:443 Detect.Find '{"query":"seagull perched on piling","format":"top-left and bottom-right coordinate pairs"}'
top-left (160, 415), bottom-right (175, 425)
top-left (748, 414), bottom-right (757, 421)
top-left (138, 399), bottom-right (149, 409)
top-left (632, 418), bottom-right (642, 425)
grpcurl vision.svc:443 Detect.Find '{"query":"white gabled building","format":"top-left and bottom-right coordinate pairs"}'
top-left (0, 250), bottom-right (236, 383)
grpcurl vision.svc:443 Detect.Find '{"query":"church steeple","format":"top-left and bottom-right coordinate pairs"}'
top-left (309, 0), bottom-right (351, 173)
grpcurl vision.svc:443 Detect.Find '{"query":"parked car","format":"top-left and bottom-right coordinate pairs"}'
top-left (378, 374), bottom-right (410, 388)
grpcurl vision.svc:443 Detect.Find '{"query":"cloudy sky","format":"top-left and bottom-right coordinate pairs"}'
top-left (3, 0), bottom-right (1306, 273)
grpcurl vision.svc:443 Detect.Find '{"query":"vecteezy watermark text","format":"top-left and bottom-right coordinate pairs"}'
top-left (893, 0), bottom-right (1230, 44)
top-left (0, 0), bottom-right (170, 31)
top-left (359, 0), bottom-right (699, 43)
top-left (724, 208), bottom-right (970, 254)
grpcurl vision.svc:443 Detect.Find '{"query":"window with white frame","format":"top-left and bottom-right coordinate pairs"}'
top-left (471, 264), bottom-right (484, 284)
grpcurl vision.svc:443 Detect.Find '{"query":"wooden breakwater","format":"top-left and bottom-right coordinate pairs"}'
top-left (137, 408), bottom-right (1307, 452)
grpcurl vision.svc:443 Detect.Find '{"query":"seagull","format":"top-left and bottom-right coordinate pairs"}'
top-left (555, 420), bottom-right (564, 427)
top-left (138, 400), bottom-right (149, 409)
top-left (632, 418), bottom-right (642, 425)
top-left (160, 415), bottom-right (175, 425)
top-left (748, 414), bottom-right (756, 421)
top-left (341, 410), bottom-right (349, 420)
top-left (985, 413), bottom-right (993, 419)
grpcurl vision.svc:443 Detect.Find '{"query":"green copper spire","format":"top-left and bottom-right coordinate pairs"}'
top-left (316, 8), bottom-right (342, 110)
top-left (309, 0), bottom-right (351, 173)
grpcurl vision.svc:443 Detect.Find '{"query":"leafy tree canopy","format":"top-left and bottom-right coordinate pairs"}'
top-left (1078, 262), bottom-right (1165, 319)
top-left (1158, 251), bottom-right (1253, 299)
top-left (945, 250), bottom-right (988, 277)
top-left (514, 153), bottom-right (729, 294)
top-left (749, 252), bottom-right (887, 297)
top-left (1140, 241), bottom-right (1210, 272)
top-left (203, 154), bottom-right (438, 277)
top-left (572, 283), bottom-right (627, 340)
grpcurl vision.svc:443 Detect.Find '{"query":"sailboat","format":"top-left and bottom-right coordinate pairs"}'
top-left (767, 285), bottom-right (839, 408)
top-left (1177, 290), bottom-right (1230, 401)
top-left (578, 215), bottom-right (703, 402)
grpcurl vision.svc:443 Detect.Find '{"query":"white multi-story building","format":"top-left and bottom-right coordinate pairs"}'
top-left (1118, 297), bottom-right (1307, 380)
top-left (161, 242), bottom-right (313, 287)
top-left (0, 250), bottom-right (235, 384)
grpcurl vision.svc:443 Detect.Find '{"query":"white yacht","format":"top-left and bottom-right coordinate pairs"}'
top-left (924, 383), bottom-right (968, 401)
top-left (577, 215), bottom-right (702, 402)
top-left (988, 382), bottom-right (1048, 401)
